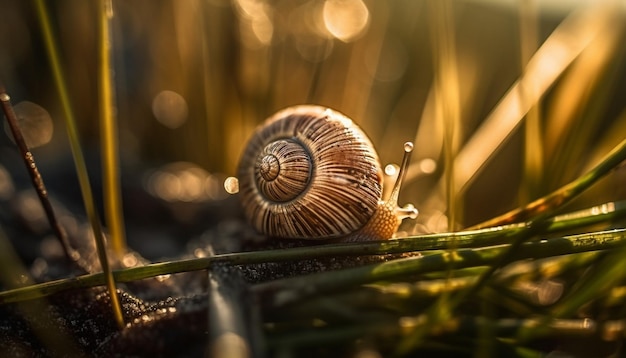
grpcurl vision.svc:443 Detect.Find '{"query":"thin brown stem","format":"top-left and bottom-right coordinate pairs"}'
top-left (0, 83), bottom-right (77, 263)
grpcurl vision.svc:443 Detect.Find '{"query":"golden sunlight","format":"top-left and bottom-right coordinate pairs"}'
top-left (323, 0), bottom-right (369, 42)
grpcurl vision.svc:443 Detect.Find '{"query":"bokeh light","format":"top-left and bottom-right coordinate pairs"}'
top-left (3, 101), bottom-right (53, 148)
top-left (419, 158), bottom-right (437, 174)
top-left (146, 162), bottom-right (228, 202)
top-left (14, 191), bottom-right (47, 233)
top-left (384, 164), bottom-right (398, 177)
top-left (0, 165), bottom-right (15, 200)
top-left (234, 0), bottom-right (274, 48)
top-left (224, 176), bottom-right (239, 194)
top-left (323, 0), bottom-right (370, 42)
top-left (151, 90), bottom-right (188, 129)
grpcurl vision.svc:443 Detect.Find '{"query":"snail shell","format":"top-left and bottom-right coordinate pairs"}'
top-left (237, 105), bottom-right (416, 241)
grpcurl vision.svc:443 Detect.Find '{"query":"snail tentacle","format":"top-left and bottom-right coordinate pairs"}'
top-left (347, 142), bottom-right (418, 242)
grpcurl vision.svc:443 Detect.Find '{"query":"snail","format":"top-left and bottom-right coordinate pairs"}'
top-left (237, 105), bottom-right (417, 242)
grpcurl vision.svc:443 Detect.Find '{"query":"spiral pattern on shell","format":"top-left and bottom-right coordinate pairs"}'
top-left (237, 105), bottom-right (383, 240)
top-left (255, 139), bottom-right (311, 202)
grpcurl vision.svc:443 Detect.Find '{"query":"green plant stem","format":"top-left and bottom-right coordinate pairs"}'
top-left (551, 249), bottom-right (626, 319)
top-left (33, 0), bottom-right (124, 329)
top-left (471, 137), bottom-right (626, 229)
top-left (266, 321), bottom-right (381, 350)
top-left (98, 0), bottom-right (127, 259)
top-left (253, 229), bottom-right (626, 308)
top-left (462, 137), bottom-right (626, 306)
top-left (269, 252), bottom-right (599, 323)
top-left (430, 0), bottom-right (462, 231)
top-left (265, 316), bottom-right (602, 351)
top-left (519, 0), bottom-right (543, 203)
top-left (0, 199), bottom-right (624, 305)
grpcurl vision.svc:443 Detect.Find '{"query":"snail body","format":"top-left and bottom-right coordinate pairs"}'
top-left (237, 105), bottom-right (417, 242)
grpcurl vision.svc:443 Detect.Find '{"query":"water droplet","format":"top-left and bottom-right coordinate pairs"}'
top-left (224, 176), bottom-right (239, 194)
top-left (384, 164), bottom-right (398, 177)
top-left (156, 274), bottom-right (170, 282)
top-left (122, 253), bottom-right (139, 268)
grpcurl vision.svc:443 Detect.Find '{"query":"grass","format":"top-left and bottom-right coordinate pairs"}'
top-left (1, 0), bottom-right (626, 356)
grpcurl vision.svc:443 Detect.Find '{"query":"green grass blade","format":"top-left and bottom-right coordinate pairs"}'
top-left (98, 0), bottom-right (127, 258)
top-left (471, 137), bottom-right (626, 229)
top-left (252, 229), bottom-right (626, 308)
top-left (33, 0), bottom-right (124, 329)
top-left (1, 199), bottom-right (625, 305)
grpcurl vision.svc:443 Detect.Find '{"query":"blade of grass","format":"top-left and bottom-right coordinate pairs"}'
top-left (0, 225), bottom-right (621, 305)
top-left (551, 249), bottom-right (626, 319)
top-left (268, 253), bottom-right (596, 322)
top-left (519, 0), bottom-right (543, 203)
top-left (266, 314), bottom-right (598, 354)
top-left (544, 12), bottom-right (625, 188)
top-left (33, 0), bottom-right (124, 329)
top-left (458, 137), bottom-right (626, 321)
top-left (470, 137), bottom-right (626, 229)
top-left (253, 229), bottom-right (626, 308)
top-left (428, 2), bottom-right (464, 344)
top-left (1, 200), bottom-right (625, 304)
top-left (98, 0), bottom-right (127, 259)
top-left (430, 0), bottom-right (462, 231)
top-left (449, 3), bottom-right (619, 197)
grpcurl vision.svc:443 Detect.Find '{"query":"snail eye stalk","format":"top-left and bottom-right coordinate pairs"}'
top-left (388, 142), bottom-right (418, 221)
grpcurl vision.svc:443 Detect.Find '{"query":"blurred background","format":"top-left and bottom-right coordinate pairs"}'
top-left (1, 0), bottom-right (625, 244)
